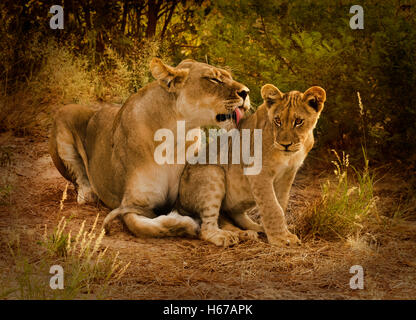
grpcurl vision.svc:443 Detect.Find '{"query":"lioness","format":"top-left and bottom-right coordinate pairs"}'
top-left (178, 84), bottom-right (326, 246)
top-left (49, 58), bottom-right (250, 238)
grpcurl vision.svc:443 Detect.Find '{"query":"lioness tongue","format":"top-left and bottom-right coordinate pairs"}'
top-left (234, 108), bottom-right (243, 126)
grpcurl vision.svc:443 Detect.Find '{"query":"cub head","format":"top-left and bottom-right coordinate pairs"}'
top-left (150, 58), bottom-right (250, 129)
top-left (260, 84), bottom-right (326, 154)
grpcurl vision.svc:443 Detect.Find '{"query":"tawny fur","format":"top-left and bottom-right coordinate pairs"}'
top-left (178, 84), bottom-right (326, 247)
top-left (49, 58), bottom-right (250, 238)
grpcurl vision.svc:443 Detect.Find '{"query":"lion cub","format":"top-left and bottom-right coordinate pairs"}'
top-left (178, 84), bottom-right (326, 247)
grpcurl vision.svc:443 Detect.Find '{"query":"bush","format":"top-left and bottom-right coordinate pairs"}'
top-left (1, 0), bottom-right (415, 166)
top-left (294, 149), bottom-right (379, 240)
top-left (95, 40), bottom-right (171, 102)
top-left (187, 1), bottom-right (416, 165)
top-left (0, 38), bottom-right (170, 135)
top-left (3, 213), bottom-right (130, 299)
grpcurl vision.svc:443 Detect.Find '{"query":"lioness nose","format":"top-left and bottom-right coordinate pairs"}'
top-left (279, 142), bottom-right (292, 150)
top-left (237, 89), bottom-right (249, 100)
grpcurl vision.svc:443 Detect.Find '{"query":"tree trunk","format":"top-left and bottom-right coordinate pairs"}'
top-left (160, 1), bottom-right (177, 40)
top-left (135, 0), bottom-right (146, 39)
top-left (120, 0), bottom-right (129, 34)
top-left (146, 0), bottom-right (161, 39)
top-left (80, 0), bottom-right (92, 30)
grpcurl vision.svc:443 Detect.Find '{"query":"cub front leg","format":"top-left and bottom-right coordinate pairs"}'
top-left (179, 165), bottom-right (239, 247)
top-left (273, 167), bottom-right (298, 212)
top-left (247, 175), bottom-right (300, 246)
top-left (199, 206), bottom-right (239, 247)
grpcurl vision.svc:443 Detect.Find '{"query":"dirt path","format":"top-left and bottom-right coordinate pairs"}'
top-left (1, 133), bottom-right (415, 299)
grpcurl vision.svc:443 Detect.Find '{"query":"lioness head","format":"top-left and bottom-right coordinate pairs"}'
top-left (150, 58), bottom-right (250, 129)
top-left (261, 84), bottom-right (326, 154)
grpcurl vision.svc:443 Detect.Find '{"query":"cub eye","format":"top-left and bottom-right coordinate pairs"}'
top-left (294, 118), bottom-right (304, 127)
top-left (274, 117), bottom-right (281, 127)
top-left (208, 78), bottom-right (222, 84)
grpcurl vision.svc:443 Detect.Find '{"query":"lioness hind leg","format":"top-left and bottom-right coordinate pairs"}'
top-left (50, 104), bottom-right (97, 204)
top-left (56, 139), bottom-right (96, 204)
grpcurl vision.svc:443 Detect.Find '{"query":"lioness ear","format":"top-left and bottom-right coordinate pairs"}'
top-left (177, 59), bottom-right (195, 69)
top-left (150, 58), bottom-right (189, 92)
top-left (261, 84), bottom-right (283, 107)
top-left (303, 86), bottom-right (326, 112)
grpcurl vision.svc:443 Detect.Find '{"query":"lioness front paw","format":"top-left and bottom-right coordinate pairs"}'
top-left (268, 231), bottom-right (301, 247)
top-left (201, 229), bottom-right (239, 247)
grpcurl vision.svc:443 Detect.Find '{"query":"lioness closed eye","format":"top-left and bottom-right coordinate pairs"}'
top-left (49, 58), bottom-right (250, 239)
top-left (178, 84), bottom-right (326, 247)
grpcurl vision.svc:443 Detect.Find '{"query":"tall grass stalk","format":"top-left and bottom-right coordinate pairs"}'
top-left (42, 213), bottom-right (130, 297)
top-left (2, 184), bottom-right (130, 299)
top-left (296, 149), bottom-right (379, 240)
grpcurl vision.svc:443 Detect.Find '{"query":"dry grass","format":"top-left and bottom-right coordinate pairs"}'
top-left (96, 40), bottom-right (169, 103)
top-left (0, 39), bottom-right (414, 299)
top-left (1, 188), bottom-right (130, 299)
top-left (293, 149), bottom-right (380, 241)
top-left (0, 40), bottom-right (169, 136)
top-left (0, 42), bottom-right (95, 135)
top-left (0, 134), bottom-right (415, 300)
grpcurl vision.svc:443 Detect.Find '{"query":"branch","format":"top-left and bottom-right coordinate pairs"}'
top-left (260, 15), bottom-right (297, 75)
top-left (160, 1), bottom-right (178, 40)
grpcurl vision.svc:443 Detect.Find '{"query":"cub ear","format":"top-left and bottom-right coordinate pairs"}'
top-left (261, 84), bottom-right (283, 107)
top-left (303, 86), bottom-right (326, 112)
top-left (150, 58), bottom-right (189, 92)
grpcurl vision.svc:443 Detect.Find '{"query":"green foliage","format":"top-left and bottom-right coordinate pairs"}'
top-left (0, 0), bottom-right (414, 165)
top-left (29, 42), bottom-right (96, 105)
top-left (3, 215), bottom-right (130, 299)
top-left (0, 146), bottom-right (13, 167)
top-left (186, 0), bottom-right (416, 165)
top-left (0, 182), bottom-right (12, 205)
top-left (0, 38), bottom-right (170, 133)
top-left (95, 40), bottom-right (171, 102)
top-left (295, 148), bottom-right (379, 240)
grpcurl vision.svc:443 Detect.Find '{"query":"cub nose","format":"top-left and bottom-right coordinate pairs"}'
top-left (279, 142), bottom-right (292, 150)
top-left (237, 88), bottom-right (249, 100)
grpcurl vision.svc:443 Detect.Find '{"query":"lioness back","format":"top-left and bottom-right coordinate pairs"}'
top-left (50, 58), bottom-right (252, 240)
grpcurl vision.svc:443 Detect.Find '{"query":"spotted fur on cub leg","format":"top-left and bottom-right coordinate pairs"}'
top-left (178, 165), bottom-right (239, 247)
top-left (199, 206), bottom-right (239, 247)
top-left (178, 84), bottom-right (327, 247)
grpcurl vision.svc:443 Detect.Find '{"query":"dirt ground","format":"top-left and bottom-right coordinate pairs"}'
top-left (0, 132), bottom-right (415, 299)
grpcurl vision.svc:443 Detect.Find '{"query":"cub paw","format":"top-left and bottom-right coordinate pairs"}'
top-left (237, 230), bottom-right (259, 241)
top-left (201, 229), bottom-right (239, 247)
top-left (268, 231), bottom-right (301, 247)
